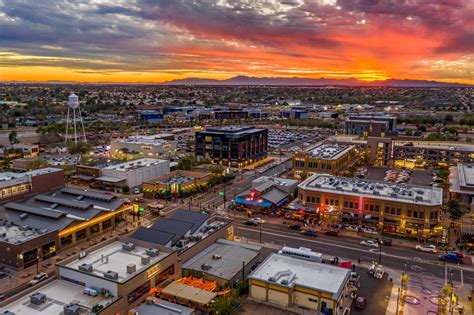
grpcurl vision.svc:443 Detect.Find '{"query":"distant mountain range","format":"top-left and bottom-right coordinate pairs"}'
top-left (2, 76), bottom-right (470, 87)
top-left (163, 76), bottom-right (471, 87)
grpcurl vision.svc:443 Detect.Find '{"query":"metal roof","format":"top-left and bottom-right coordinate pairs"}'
top-left (149, 218), bottom-right (194, 243)
top-left (35, 195), bottom-right (91, 210)
top-left (169, 210), bottom-right (208, 234)
top-left (60, 187), bottom-right (115, 201)
top-left (129, 227), bottom-right (175, 246)
top-left (5, 202), bottom-right (65, 219)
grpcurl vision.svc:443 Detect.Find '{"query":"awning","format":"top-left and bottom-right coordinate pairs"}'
top-left (95, 176), bottom-right (126, 183)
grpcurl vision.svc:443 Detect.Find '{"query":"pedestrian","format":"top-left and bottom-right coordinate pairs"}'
top-left (358, 258), bottom-right (362, 265)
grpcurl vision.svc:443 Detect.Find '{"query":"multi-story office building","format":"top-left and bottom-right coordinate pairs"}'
top-left (195, 126), bottom-right (268, 168)
top-left (280, 108), bottom-right (308, 119)
top-left (298, 174), bottom-right (443, 234)
top-left (292, 143), bottom-right (356, 177)
top-left (393, 142), bottom-right (474, 167)
top-left (345, 114), bottom-right (397, 137)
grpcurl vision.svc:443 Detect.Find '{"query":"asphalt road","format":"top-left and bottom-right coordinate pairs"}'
top-left (234, 220), bottom-right (473, 284)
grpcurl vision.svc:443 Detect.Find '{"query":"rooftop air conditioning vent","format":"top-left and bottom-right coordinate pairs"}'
top-left (30, 292), bottom-right (46, 305)
top-left (201, 263), bottom-right (212, 271)
top-left (104, 270), bottom-right (119, 280)
top-left (78, 263), bottom-right (93, 272)
top-left (122, 242), bottom-right (136, 251)
top-left (212, 254), bottom-right (222, 260)
top-left (127, 264), bottom-right (136, 274)
top-left (141, 256), bottom-right (150, 265)
top-left (63, 303), bottom-right (81, 315)
top-left (145, 248), bottom-right (159, 257)
top-left (19, 213), bottom-right (28, 220)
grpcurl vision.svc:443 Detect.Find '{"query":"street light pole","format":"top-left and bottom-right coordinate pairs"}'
top-left (378, 243), bottom-right (382, 264)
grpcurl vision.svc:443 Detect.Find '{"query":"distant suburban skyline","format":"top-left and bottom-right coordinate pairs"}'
top-left (0, 0), bottom-right (473, 84)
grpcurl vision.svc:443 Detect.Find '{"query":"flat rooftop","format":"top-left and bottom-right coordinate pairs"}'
top-left (0, 219), bottom-right (49, 245)
top-left (112, 134), bottom-right (174, 146)
top-left (182, 239), bottom-right (261, 281)
top-left (449, 164), bottom-right (474, 194)
top-left (64, 241), bottom-right (169, 283)
top-left (249, 253), bottom-right (350, 300)
top-left (132, 298), bottom-right (194, 315)
top-left (0, 167), bottom-right (62, 182)
top-left (305, 143), bottom-right (354, 160)
top-left (102, 158), bottom-right (168, 171)
top-left (253, 176), bottom-right (298, 187)
top-left (0, 280), bottom-right (112, 314)
top-left (200, 126), bottom-right (267, 135)
top-left (299, 174), bottom-right (443, 206)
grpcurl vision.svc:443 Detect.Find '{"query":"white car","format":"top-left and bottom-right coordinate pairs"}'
top-left (251, 218), bottom-right (265, 224)
top-left (360, 240), bottom-right (379, 248)
top-left (30, 272), bottom-right (48, 286)
top-left (415, 244), bottom-right (437, 253)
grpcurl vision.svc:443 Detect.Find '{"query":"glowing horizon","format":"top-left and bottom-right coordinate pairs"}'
top-left (0, 1), bottom-right (473, 84)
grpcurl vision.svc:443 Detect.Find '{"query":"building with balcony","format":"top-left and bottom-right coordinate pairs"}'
top-left (292, 143), bottom-right (356, 178)
top-left (297, 174), bottom-right (443, 234)
top-left (195, 126), bottom-right (268, 168)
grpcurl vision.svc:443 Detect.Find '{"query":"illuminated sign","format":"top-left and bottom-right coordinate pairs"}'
top-left (227, 226), bottom-right (234, 240)
top-left (146, 264), bottom-right (160, 278)
top-left (205, 136), bottom-right (213, 142)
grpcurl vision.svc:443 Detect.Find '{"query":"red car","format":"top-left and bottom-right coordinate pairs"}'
top-left (324, 230), bottom-right (340, 237)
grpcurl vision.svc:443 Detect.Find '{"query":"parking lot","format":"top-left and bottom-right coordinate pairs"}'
top-left (267, 130), bottom-right (308, 149)
top-left (351, 266), bottom-right (393, 314)
top-left (365, 167), bottom-right (434, 187)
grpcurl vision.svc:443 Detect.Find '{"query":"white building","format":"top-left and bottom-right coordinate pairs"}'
top-left (99, 158), bottom-right (170, 188)
top-left (111, 134), bottom-right (177, 158)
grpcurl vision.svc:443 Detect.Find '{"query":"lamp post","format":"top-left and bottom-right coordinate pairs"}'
top-left (378, 243), bottom-right (382, 264)
top-left (259, 223), bottom-right (263, 243)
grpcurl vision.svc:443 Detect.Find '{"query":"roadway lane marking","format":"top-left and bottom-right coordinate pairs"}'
top-left (237, 226), bottom-right (474, 272)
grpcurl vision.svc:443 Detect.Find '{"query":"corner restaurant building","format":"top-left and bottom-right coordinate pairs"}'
top-left (297, 174), bottom-right (443, 234)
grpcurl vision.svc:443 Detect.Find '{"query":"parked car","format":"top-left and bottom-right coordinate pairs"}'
top-left (360, 240), bottom-right (379, 248)
top-left (439, 253), bottom-right (464, 264)
top-left (415, 244), bottom-right (437, 253)
top-left (133, 187), bottom-right (140, 194)
top-left (29, 273), bottom-right (48, 286)
top-left (354, 296), bottom-right (367, 309)
top-left (301, 229), bottom-right (317, 237)
top-left (324, 230), bottom-right (340, 237)
top-left (244, 220), bottom-right (258, 226)
top-left (288, 223), bottom-right (302, 231)
top-left (378, 238), bottom-right (393, 246)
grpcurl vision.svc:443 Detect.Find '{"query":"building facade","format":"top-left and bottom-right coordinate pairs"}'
top-left (249, 253), bottom-right (351, 315)
top-left (345, 114), bottom-right (397, 137)
top-left (297, 174), bottom-right (443, 234)
top-left (292, 143), bottom-right (356, 178)
top-left (195, 126), bottom-right (268, 168)
top-left (111, 134), bottom-right (177, 159)
top-left (0, 167), bottom-right (64, 203)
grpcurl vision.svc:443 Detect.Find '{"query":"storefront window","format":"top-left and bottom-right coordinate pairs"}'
top-left (61, 235), bottom-right (73, 247)
top-left (128, 281), bottom-right (151, 304)
top-left (102, 219), bottom-right (112, 230)
top-left (76, 229), bottom-right (87, 241)
top-left (90, 224), bottom-right (100, 234)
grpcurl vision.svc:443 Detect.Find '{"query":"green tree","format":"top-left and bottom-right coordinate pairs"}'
top-left (8, 130), bottom-right (18, 145)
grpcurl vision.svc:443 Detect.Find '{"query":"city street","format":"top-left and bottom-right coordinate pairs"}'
top-left (233, 220), bottom-right (473, 284)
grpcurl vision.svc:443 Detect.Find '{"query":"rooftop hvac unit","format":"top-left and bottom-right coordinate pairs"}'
top-left (79, 251), bottom-right (87, 259)
top-left (212, 254), bottom-right (222, 260)
top-left (145, 248), bottom-right (160, 257)
top-left (78, 263), bottom-right (93, 272)
top-left (63, 303), bottom-right (81, 315)
top-left (30, 292), bottom-right (46, 305)
top-left (122, 242), bottom-right (136, 251)
top-left (201, 263), bottom-right (212, 271)
top-left (104, 270), bottom-right (119, 280)
top-left (19, 213), bottom-right (28, 220)
top-left (127, 264), bottom-right (137, 274)
top-left (141, 256), bottom-right (150, 265)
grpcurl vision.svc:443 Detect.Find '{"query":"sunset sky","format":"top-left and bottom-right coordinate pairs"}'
top-left (0, 0), bottom-right (473, 83)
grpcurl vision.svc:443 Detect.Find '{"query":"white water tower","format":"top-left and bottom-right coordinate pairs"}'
top-left (65, 93), bottom-right (87, 145)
